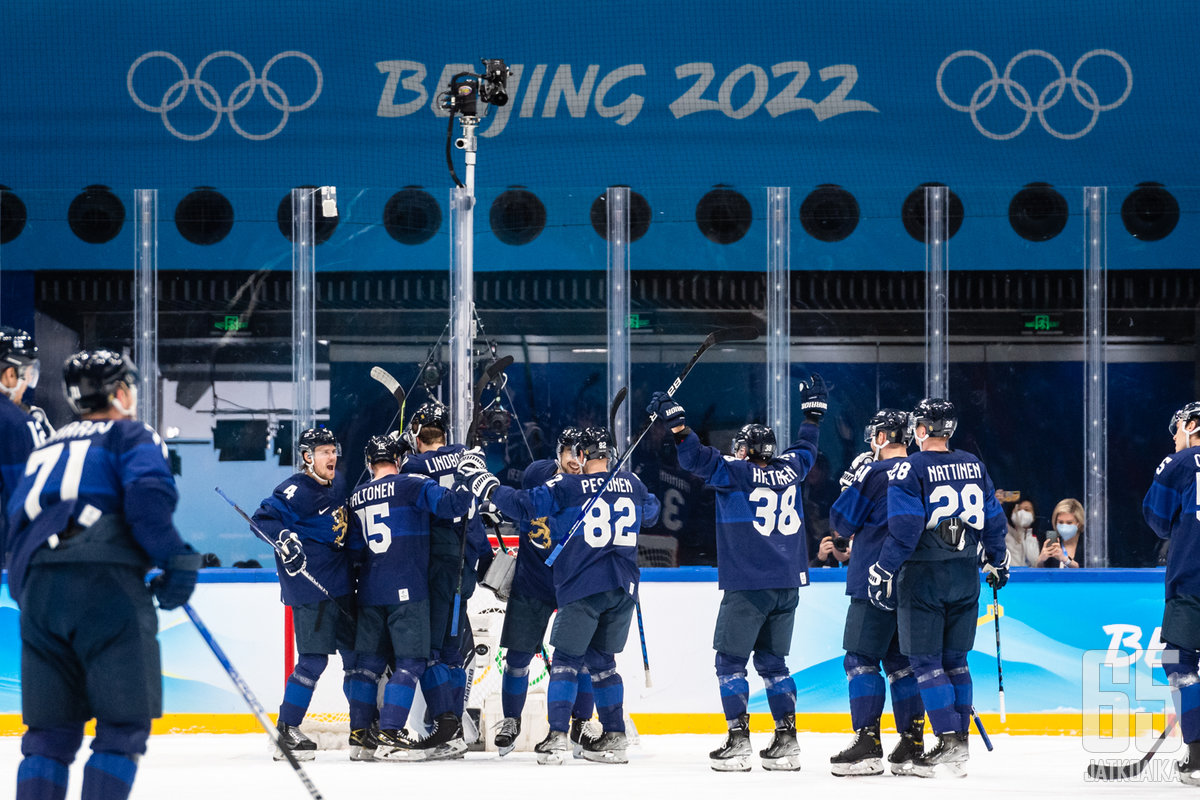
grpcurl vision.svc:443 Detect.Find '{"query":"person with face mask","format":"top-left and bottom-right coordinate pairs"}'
top-left (1037, 498), bottom-right (1083, 568)
top-left (1005, 499), bottom-right (1040, 567)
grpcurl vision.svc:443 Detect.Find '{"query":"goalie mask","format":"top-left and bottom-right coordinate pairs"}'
top-left (731, 423), bottom-right (776, 461)
top-left (864, 408), bottom-right (913, 453)
top-left (63, 349), bottom-right (139, 417)
top-left (911, 397), bottom-right (957, 441)
top-left (574, 426), bottom-right (616, 468)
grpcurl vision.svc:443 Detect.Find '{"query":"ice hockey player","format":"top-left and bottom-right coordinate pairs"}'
top-left (868, 398), bottom-right (1008, 778)
top-left (399, 400), bottom-right (490, 758)
top-left (650, 373), bottom-right (827, 772)
top-left (494, 427), bottom-right (599, 757)
top-left (462, 426), bottom-right (660, 765)
top-left (0, 327), bottom-right (48, 568)
top-left (1143, 401), bottom-right (1200, 786)
top-left (345, 434), bottom-right (473, 761)
top-left (828, 408), bottom-right (926, 776)
top-left (8, 349), bottom-right (200, 800)
top-left (252, 426), bottom-right (354, 761)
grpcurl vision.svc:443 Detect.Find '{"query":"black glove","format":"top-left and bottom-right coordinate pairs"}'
top-left (838, 451), bottom-right (874, 492)
top-left (277, 530), bottom-right (306, 577)
top-left (985, 550), bottom-right (1011, 590)
top-left (867, 562), bottom-right (896, 612)
top-left (151, 546), bottom-right (203, 610)
top-left (799, 372), bottom-right (829, 422)
top-left (479, 500), bottom-right (504, 528)
top-left (646, 391), bottom-right (686, 429)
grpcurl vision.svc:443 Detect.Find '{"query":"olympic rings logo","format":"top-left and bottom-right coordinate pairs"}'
top-left (127, 51), bottom-right (322, 141)
top-left (936, 50), bottom-right (1132, 140)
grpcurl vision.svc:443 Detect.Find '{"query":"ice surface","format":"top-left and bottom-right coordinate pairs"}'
top-left (0, 731), bottom-right (1184, 799)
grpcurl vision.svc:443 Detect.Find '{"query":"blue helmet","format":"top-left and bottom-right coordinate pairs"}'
top-left (912, 398), bottom-right (957, 439)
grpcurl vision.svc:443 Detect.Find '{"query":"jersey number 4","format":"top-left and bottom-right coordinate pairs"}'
top-left (748, 485), bottom-right (802, 536)
top-left (583, 497), bottom-right (638, 548)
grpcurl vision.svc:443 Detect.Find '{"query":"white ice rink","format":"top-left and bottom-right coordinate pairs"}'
top-left (0, 732), bottom-right (1189, 800)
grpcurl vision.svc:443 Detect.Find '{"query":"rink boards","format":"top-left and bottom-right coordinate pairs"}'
top-left (0, 568), bottom-right (1171, 736)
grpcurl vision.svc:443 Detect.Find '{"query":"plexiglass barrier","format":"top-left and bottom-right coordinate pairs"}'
top-left (0, 182), bottom-right (1196, 569)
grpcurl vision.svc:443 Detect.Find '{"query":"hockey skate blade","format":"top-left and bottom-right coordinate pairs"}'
top-left (536, 750), bottom-right (567, 765)
top-left (1180, 767), bottom-right (1200, 787)
top-left (497, 742), bottom-right (517, 758)
top-left (761, 754), bottom-right (802, 772)
top-left (910, 762), bottom-right (967, 779)
top-left (710, 755), bottom-right (753, 772)
top-left (348, 746), bottom-right (377, 762)
top-left (581, 748), bottom-right (628, 765)
top-left (272, 748), bottom-right (316, 762)
top-left (890, 760), bottom-right (919, 777)
top-left (831, 757), bottom-right (883, 776)
top-left (375, 747), bottom-right (426, 762)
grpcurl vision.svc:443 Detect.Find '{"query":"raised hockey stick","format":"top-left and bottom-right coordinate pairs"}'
top-left (182, 603), bottom-right (325, 800)
top-left (450, 355), bottom-right (516, 634)
top-left (546, 326), bottom-right (761, 567)
top-left (608, 385), bottom-right (627, 447)
top-left (214, 487), bottom-right (355, 625)
top-left (991, 582), bottom-right (1006, 722)
top-left (370, 365), bottom-right (407, 431)
top-left (1087, 718), bottom-right (1178, 780)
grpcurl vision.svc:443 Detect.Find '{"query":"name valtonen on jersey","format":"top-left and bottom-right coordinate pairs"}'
top-left (751, 464), bottom-right (798, 486)
top-left (926, 462), bottom-right (982, 482)
top-left (351, 480), bottom-right (397, 506)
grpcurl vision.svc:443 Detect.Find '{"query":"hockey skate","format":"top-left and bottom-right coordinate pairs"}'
top-left (1179, 741), bottom-right (1200, 786)
top-left (378, 713), bottom-right (466, 761)
top-left (580, 730), bottom-right (629, 764)
top-left (911, 731), bottom-right (969, 778)
top-left (888, 718), bottom-right (925, 776)
top-left (348, 725), bottom-right (381, 762)
top-left (494, 717), bottom-right (521, 757)
top-left (759, 714), bottom-right (801, 771)
top-left (534, 729), bottom-right (570, 765)
top-left (709, 713), bottom-right (752, 772)
top-left (570, 715), bottom-right (603, 758)
top-left (373, 727), bottom-right (420, 761)
top-left (273, 721), bottom-right (317, 762)
top-left (830, 724), bottom-right (883, 776)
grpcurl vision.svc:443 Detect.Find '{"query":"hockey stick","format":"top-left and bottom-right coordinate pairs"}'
top-left (182, 603), bottom-right (325, 800)
top-left (214, 487), bottom-right (355, 625)
top-left (635, 592), bottom-right (652, 688)
top-left (546, 326), bottom-right (761, 566)
top-left (971, 707), bottom-right (994, 752)
top-left (1087, 718), bottom-right (1178, 780)
top-left (450, 355), bottom-right (516, 634)
top-left (608, 386), bottom-right (627, 448)
top-left (991, 582), bottom-right (1006, 722)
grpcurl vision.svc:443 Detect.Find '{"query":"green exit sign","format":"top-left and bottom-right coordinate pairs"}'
top-left (629, 313), bottom-right (651, 330)
top-left (214, 315), bottom-right (249, 333)
top-left (1022, 314), bottom-right (1061, 334)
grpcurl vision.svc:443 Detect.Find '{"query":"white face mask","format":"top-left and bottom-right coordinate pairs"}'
top-left (1056, 523), bottom-right (1078, 541)
top-left (1012, 509), bottom-right (1033, 529)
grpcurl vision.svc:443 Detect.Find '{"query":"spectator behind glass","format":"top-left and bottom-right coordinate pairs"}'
top-left (1005, 498), bottom-right (1039, 567)
top-left (1037, 497), bottom-right (1084, 568)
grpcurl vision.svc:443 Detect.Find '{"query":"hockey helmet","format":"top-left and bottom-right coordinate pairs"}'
top-left (911, 397), bottom-right (957, 439)
top-left (574, 426), bottom-right (616, 467)
top-left (409, 400), bottom-right (450, 433)
top-left (864, 408), bottom-right (913, 447)
top-left (731, 423), bottom-right (777, 461)
top-left (363, 434), bottom-right (401, 470)
top-left (298, 426), bottom-right (341, 462)
top-left (0, 326), bottom-right (40, 389)
top-left (557, 426), bottom-right (583, 453)
top-left (1170, 401), bottom-right (1200, 437)
top-left (63, 349), bottom-right (139, 416)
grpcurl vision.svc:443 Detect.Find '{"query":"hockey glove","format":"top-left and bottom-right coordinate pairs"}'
top-left (460, 470), bottom-right (499, 502)
top-left (277, 530), bottom-right (307, 577)
top-left (985, 550), bottom-right (1011, 590)
top-left (479, 500), bottom-right (504, 528)
top-left (867, 562), bottom-right (897, 612)
top-left (838, 451), bottom-right (874, 492)
top-left (799, 372), bottom-right (829, 423)
top-left (646, 391), bottom-right (686, 429)
top-left (151, 546), bottom-right (203, 610)
top-left (457, 447), bottom-right (487, 475)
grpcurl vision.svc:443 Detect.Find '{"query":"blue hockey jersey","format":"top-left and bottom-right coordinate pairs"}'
top-left (492, 470), bottom-right (660, 607)
top-left (830, 455), bottom-right (904, 600)
top-left (0, 399), bottom-right (45, 567)
top-left (507, 457), bottom-right (559, 606)
top-left (1144, 446), bottom-right (1200, 600)
top-left (5, 418), bottom-right (188, 600)
top-left (401, 443), bottom-right (489, 566)
top-left (253, 471), bottom-right (352, 606)
top-left (877, 448), bottom-right (1006, 572)
top-left (347, 472), bottom-right (471, 606)
top-left (675, 423), bottom-right (819, 592)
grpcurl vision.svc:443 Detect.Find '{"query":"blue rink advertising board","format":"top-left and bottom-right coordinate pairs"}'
top-left (0, 1), bottom-right (1198, 272)
top-left (0, 569), bottom-right (1176, 736)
